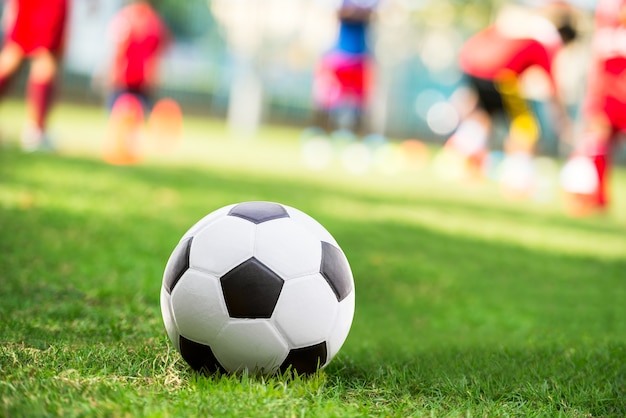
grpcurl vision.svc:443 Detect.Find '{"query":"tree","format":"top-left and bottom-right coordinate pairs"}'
top-left (150, 0), bottom-right (216, 40)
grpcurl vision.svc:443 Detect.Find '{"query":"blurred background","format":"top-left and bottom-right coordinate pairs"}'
top-left (0, 0), bottom-right (611, 158)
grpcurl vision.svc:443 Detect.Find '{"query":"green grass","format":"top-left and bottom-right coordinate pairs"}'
top-left (1, 100), bottom-right (626, 417)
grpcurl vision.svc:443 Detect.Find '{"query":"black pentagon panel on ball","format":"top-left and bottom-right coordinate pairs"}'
top-left (320, 241), bottom-right (353, 302)
top-left (220, 257), bottom-right (284, 318)
top-left (179, 335), bottom-right (227, 374)
top-left (280, 342), bottom-right (328, 375)
top-left (227, 201), bottom-right (289, 224)
top-left (163, 237), bottom-right (193, 294)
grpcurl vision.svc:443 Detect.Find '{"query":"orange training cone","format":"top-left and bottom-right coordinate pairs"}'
top-left (146, 98), bottom-right (183, 153)
top-left (103, 94), bottom-right (145, 165)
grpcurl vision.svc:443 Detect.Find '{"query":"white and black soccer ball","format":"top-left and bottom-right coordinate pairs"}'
top-left (160, 201), bottom-right (355, 375)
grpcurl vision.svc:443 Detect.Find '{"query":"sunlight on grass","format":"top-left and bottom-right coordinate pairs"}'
top-left (317, 196), bottom-right (626, 259)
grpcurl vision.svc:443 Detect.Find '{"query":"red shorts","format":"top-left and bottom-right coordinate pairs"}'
top-left (313, 51), bottom-right (372, 110)
top-left (7, 0), bottom-right (69, 55)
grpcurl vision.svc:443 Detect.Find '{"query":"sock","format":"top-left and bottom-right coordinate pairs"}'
top-left (593, 154), bottom-right (608, 207)
top-left (27, 79), bottom-right (55, 130)
top-left (580, 132), bottom-right (610, 207)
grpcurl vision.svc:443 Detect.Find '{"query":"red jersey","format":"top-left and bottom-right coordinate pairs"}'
top-left (459, 25), bottom-right (561, 83)
top-left (5, 0), bottom-right (69, 55)
top-left (582, 0), bottom-right (626, 130)
top-left (108, 3), bottom-right (170, 90)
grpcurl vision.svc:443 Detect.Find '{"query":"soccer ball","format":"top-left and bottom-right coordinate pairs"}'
top-left (160, 201), bottom-right (355, 375)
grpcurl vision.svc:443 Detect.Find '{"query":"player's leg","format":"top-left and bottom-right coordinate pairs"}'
top-left (433, 105), bottom-right (491, 183)
top-left (560, 116), bottom-right (612, 215)
top-left (497, 71), bottom-right (540, 155)
top-left (312, 53), bottom-right (341, 134)
top-left (443, 76), bottom-right (494, 181)
top-left (22, 48), bottom-right (60, 150)
top-left (334, 54), bottom-right (371, 136)
top-left (350, 54), bottom-right (372, 138)
top-left (496, 71), bottom-right (542, 199)
top-left (446, 108), bottom-right (491, 159)
top-left (591, 95), bottom-right (626, 208)
top-left (0, 42), bottom-right (25, 97)
top-left (580, 123), bottom-right (612, 208)
top-left (312, 108), bottom-right (333, 133)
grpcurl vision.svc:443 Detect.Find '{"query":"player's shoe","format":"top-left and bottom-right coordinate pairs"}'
top-left (300, 128), bottom-right (333, 171)
top-left (433, 141), bottom-right (486, 183)
top-left (559, 156), bottom-right (604, 217)
top-left (440, 120), bottom-right (489, 183)
top-left (499, 152), bottom-right (536, 200)
top-left (20, 125), bottom-right (55, 152)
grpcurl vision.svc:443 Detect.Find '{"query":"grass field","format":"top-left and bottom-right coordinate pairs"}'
top-left (1, 99), bottom-right (626, 417)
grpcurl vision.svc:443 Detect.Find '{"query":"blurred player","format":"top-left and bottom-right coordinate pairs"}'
top-left (312, 0), bottom-right (378, 136)
top-left (0, 0), bottom-right (69, 151)
top-left (443, 2), bottom-right (577, 187)
top-left (105, 0), bottom-right (171, 112)
top-left (561, 0), bottom-right (626, 215)
top-left (101, 0), bottom-right (175, 164)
